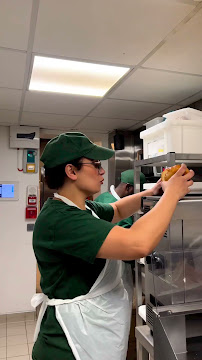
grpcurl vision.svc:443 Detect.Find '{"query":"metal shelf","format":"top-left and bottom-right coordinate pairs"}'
top-left (134, 153), bottom-right (202, 168)
top-left (133, 152), bottom-right (202, 193)
top-left (135, 325), bottom-right (154, 360)
top-left (134, 152), bottom-right (202, 360)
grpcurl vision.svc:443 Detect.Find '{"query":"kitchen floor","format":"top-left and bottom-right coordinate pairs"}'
top-left (0, 313), bottom-right (36, 360)
top-left (0, 311), bottom-right (137, 360)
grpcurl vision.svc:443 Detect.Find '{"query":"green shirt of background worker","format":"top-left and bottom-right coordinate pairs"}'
top-left (95, 170), bottom-right (146, 228)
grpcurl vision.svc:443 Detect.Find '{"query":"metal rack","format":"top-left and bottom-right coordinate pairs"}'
top-left (134, 152), bottom-right (202, 194)
top-left (133, 152), bottom-right (202, 360)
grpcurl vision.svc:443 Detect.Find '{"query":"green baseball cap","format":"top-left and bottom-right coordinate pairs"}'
top-left (121, 169), bottom-right (145, 187)
top-left (41, 132), bottom-right (115, 168)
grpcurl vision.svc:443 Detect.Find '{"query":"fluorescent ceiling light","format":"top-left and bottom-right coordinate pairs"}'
top-left (29, 56), bottom-right (130, 97)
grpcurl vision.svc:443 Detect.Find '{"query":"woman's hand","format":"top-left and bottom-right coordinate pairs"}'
top-left (151, 179), bottom-right (163, 195)
top-left (161, 164), bottom-right (194, 201)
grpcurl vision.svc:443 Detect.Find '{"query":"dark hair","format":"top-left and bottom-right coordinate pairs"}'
top-left (44, 157), bottom-right (83, 189)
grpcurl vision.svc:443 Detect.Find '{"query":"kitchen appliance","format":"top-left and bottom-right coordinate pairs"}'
top-left (143, 194), bottom-right (202, 331)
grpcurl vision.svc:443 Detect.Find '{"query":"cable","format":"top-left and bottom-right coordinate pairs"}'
top-left (17, 148), bottom-right (23, 172)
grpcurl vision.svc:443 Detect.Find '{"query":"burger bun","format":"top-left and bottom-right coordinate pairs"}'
top-left (161, 164), bottom-right (189, 182)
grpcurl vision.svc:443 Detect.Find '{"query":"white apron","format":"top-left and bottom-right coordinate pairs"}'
top-left (31, 193), bottom-right (133, 360)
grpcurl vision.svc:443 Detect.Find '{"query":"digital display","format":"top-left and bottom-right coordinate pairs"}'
top-left (0, 184), bottom-right (14, 198)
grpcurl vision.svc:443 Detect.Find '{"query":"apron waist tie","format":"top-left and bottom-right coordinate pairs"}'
top-left (31, 293), bottom-right (48, 342)
top-left (31, 275), bottom-right (123, 343)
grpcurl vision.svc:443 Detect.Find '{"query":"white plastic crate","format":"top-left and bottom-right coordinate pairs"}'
top-left (140, 108), bottom-right (202, 159)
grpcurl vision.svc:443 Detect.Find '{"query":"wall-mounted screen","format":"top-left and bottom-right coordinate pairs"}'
top-left (0, 182), bottom-right (19, 200)
top-left (0, 184), bottom-right (14, 198)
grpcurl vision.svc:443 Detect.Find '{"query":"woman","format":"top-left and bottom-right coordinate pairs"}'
top-left (32, 132), bottom-right (194, 360)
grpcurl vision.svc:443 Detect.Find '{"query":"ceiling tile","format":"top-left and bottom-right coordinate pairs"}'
top-left (33, 0), bottom-right (194, 65)
top-left (0, 0), bottom-right (32, 50)
top-left (77, 117), bottom-right (137, 131)
top-left (23, 91), bottom-right (101, 116)
top-left (138, 103), bottom-right (187, 128)
top-left (179, 91), bottom-right (202, 105)
top-left (0, 88), bottom-right (22, 111)
top-left (142, 104), bottom-right (183, 123)
top-left (21, 112), bottom-right (82, 129)
top-left (0, 110), bottom-right (19, 125)
top-left (90, 99), bottom-right (169, 121)
top-left (144, 9), bottom-right (202, 74)
top-left (109, 68), bottom-right (202, 104)
top-left (127, 121), bottom-right (145, 131)
top-left (0, 49), bottom-right (27, 89)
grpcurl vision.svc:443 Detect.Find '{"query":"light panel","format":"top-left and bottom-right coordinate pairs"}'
top-left (29, 56), bottom-right (130, 97)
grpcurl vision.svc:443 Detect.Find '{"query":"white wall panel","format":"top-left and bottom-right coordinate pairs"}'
top-left (0, 126), bottom-right (38, 313)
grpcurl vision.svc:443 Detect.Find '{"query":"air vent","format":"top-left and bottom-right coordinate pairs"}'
top-left (146, 303), bottom-right (153, 327)
top-left (164, 230), bottom-right (168, 238)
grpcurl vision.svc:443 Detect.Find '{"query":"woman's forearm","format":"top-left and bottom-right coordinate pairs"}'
top-left (98, 189), bottom-right (179, 260)
top-left (129, 189), bottom-right (178, 255)
top-left (111, 189), bottom-right (154, 223)
top-left (98, 165), bottom-right (194, 260)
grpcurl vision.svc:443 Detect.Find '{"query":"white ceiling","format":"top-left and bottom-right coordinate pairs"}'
top-left (0, 0), bottom-right (202, 134)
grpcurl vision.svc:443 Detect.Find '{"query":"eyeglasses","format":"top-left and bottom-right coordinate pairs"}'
top-left (79, 161), bottom-right (102, 173)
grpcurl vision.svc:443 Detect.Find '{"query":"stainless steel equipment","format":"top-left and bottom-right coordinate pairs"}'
top-left (134, 153), bottom-right (202, 360)
top-left (143, 195), bottom-right (202, 330)
top-left (108, 131), bottom-right (135, 188)
top-left (153, 302), bottom-right (202, 360)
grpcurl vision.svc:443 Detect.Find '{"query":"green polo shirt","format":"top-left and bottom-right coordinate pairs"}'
top-left (32, 198), bottom-right (115, 360)
top-left (95, 192), bottom-right (133, 228)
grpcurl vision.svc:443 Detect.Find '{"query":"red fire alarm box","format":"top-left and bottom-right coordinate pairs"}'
top-left (26, 206), bottom-right (37, 219)
top-left (28, 195), bottom-right (37, 205)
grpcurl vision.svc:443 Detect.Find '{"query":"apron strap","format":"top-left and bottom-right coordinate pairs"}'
top-left (31, 293), bottom-right (48, 342)
top-left (31, 293), bottom-right (47, 308)
top-left (54, 193), bottom-right (100, 219)
top-left (54, 193), bottom-right (80, 209)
